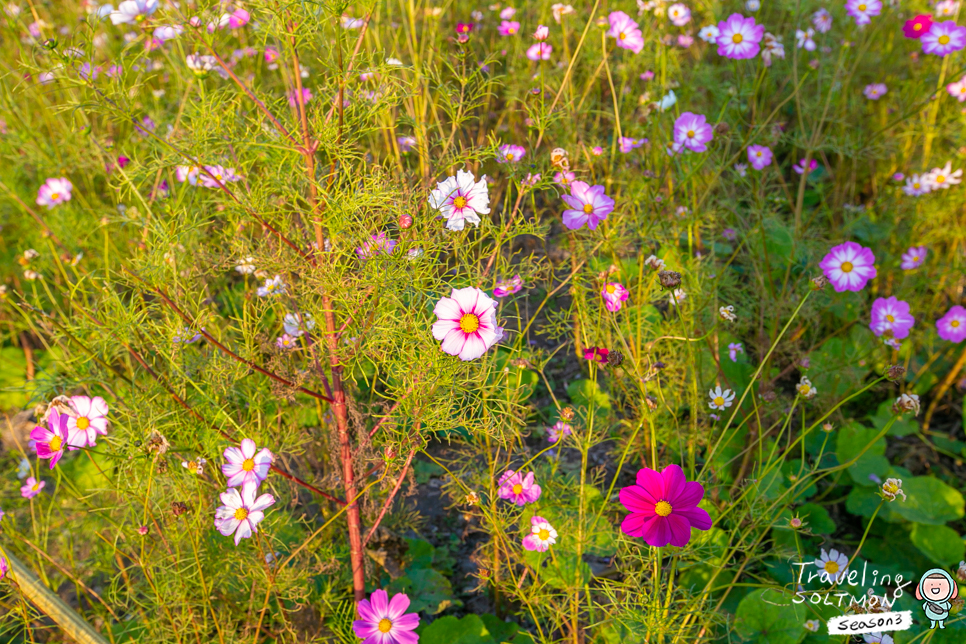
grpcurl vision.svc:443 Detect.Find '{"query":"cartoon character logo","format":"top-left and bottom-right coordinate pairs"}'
top-left (916, 568), bottom-right (959, 629)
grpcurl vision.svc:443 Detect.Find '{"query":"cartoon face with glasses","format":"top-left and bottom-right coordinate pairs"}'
top-left (916, 568), bottom-right (959, 629)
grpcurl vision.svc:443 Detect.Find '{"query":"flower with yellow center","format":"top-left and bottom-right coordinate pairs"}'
top-left (840, 261), bottom-right (854, 273)
top-left (732, 33), bottom-right (743, 43)
top-left (378, 619), bottom-right (393, 633)
top-left (654, 500), bottom-right (672, 517)
top-left (940, 34), bottom-right (951, 45)
top-left (453, 195), bottom-right (467, 208)
top-left (459, 313), bottom-right (480, 333)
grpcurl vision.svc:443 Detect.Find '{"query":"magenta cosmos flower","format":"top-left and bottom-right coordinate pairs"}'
top-left (356, 232), bottom-right (397, 259)
top-left (352, 590), bottom-right (419, 644)
top-left (31, 409), bottom-right (69, 469)
top-left (716, 14), bottom-right (764, 59)
top-left (922, 21), bottom-right (966, 56)
top-left (526, 42), bottom-right (553, 60)
top-left (498, 19), bottom-right (520, 35)
top-left (66, 395), bottom-right (109, 448)
top-left (222, 438), bottom-right (274, 488)
top-left (498, 470), bottom-right (541, 505)
top-left (608, 11), bottom-right (644, 54)
top-left (522, 516), bottom-right (558, 552)
top-left (36, 178), bottom-right (73, 209)
top-left (819, 242), bottom-right (877, 292)
top-left (432, 287), bottom-right (500, 361)
top-left (547, 421), bottom-right (572, 443)
top-left (870, 297), bottom-right (915, 339)
top-left (619, 464), bottom-right (712, 548)
top-left (673, 112), bottom-right (714, 153)
top-left (497, 144), bottom-right (526, 163)
top-left (561, 181), bottom-right (615, 230)
top-left (428, 169), bottom-right (491, 231)
top-left (863, 83), bottom-right (887, 100)
top-left (901, 246), bottom-right (927, 270)
top-left (21, 476), bottom-right (45, 498)
top-left (845, 0), bottom-right (881, 26)
top-left (214, 481), bottom-right (275, 545)
top-left (747, 145), bottom-right (773, 170)
top-left (493, 275), bottom-right (523, 297)
top-left (602, 282), bottom-right (629, 312)
top-left (904, 14), bottom-right (932, 38)
top-left (937, 306), bottom-right (966, 342)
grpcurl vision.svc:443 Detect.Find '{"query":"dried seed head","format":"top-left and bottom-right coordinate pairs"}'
top-left (608, 350), bottom-right (625, 367)
top-left (146, 431), bottom-right (170, 456)
top-left (892, 393), bottom-right (920, 416)
top-left (550, 148), bottom-right (569, 170)
top-left (171, 501), bottom-right (189, 517)
top-left (560, 407), bottom-right (575, 421)
top-left (653, 361), bottom-right (666, 370)
top-left (811, 275), bottom-right (829, 290)
top-left (658, 270), bottom-right (682, 289)
top-left (714, 122), bottom-right (730, 135)
top-left (886, 364), bottom-right (906, 382)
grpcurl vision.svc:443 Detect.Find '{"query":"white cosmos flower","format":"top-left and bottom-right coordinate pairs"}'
top-left (708, 386), bottom-right (735, 410)
top-left (110, 0), bottom-right (157, 24)
top-left (814, 548), bottom-right (849, 583)
top-left (428, 169), bottom-right (491, 231)
top-left (924, 161), bottom-right (962, 190)
top-left (214, 481), bottom-right (275, 546)
top-left (283, 312), bottom-right (316, 337)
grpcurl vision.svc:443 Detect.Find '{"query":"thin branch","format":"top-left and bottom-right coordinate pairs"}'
top-left (362, 447), bottom-right (416, 547)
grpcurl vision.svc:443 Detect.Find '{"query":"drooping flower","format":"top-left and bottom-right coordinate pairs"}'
top-left (900, 246), bottom-right (927, 270)
top-left (947, 77), bottom-right (966, 101)
top-left (937, 305), bottom-right (966, 342)
top-left (601, 282), bottom-right (630, 312)
top-left (547, 421), bottom-right (572, 443)
top-left (21, 476), bottom-right (45, 499)
top-left (924, 161), bottom-right (962, 190)
top-left (352, 590), bottom-right (420, 644)
top-left (673, 112), bottom-right (713, 153)
top-left (903, 14), bottom-right (933, 38)
top-left (432, 287), bottom-right (500, 361)
top-left (728, 342), bottom-right (743, 362)
top-left (66, 395), bottom-right (109, 448)
top-left (31, 409), bottom-right (69, 469)
top-left (497, 144), bottom-right (526, 163)
top-left (222, 438), bottom-right (274, 488)
top-left (863, 83), bottom-right (887, 100)
top-left (498, 20), bottom-right (520, 35)
top-left (812, 8), bottom-right (832, 33)
top-left (214, 481), bottom-right (275, 545)
top-left (845, 0), bottom-right (881, 26)
top-left (526, 42), bottom-right (553, 60)
top-left (110, 0), bottom-right (157, 24)
top-left (356, 232), bottom-right (398, 258)
top-left (428, 169), bottom-right (491, 231)
top-left (619, 464), bottom-right (713, 547)
top-left (498, 470), bottom-right (541, 505)
top-left (715, 13), bottom-right (764, 59)
top-left (814, 548), bottom-right (849, 583)
top-left (36, 178), bottom-right (73, 209)
top-left (796, 28), bottom-right (816, 51)
top-left (819, 242), bottom-right (877, 292)
top-left (747, 145), bottom-right (773, 170)
top-left (870, 297), bottom-right (915, 339)
top-left (608, 11), bottom-right (644, 54)
top-left (256, 275), bottom-right (286, 297)
top-left (523, 516), bottom-right (558, 552)
top-left (708, 386), bottom-right (735, 410)
top-left (667, 3), bottom-right (691, 26)
top-left (560, 181), bottom-right (615, 230)
top-left (921, 20), bottom-right (966, 56)
top-left (902, 174), bottom-right (930, 196)
top-left (493, 275), bottom-right (523, 297)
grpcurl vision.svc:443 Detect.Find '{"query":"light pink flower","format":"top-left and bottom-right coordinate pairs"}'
top-left (498, 470), bottom-right (541, 505)
top-left (522, 516), bottom-right (558, 552)
top-left (947, 77), bottom-right (966, 101)
top-left (560, 181), bottom-right (615, 230)
top-left (812, 8), bottom-right (832, 33)
top-left (499, 20), bottom-right (520, 35)
top-left (608, 11), bottom-right (644, 54)
top-left (497, 144), bottom-right (526, 163)
top-left (36, 178), bottom-right (73, 209)
top-left (534, 25), bottom-right (549, 41)
top-left (526, 42), bottom-right (553, 60)
top-left (845, 0), bottom-right (881, 26)
top-left (863, 83), bottom-right (887, 100)
top-left (222, 438), bottom-right (274, 488)
top-left (66, 395), bottom-right (109, 448)
top-left (819, 242), bottom-right (877, 292)
top-left (276, 334), bottom-right (298, 350)
top-left (673, 112), bottom-right (713, 152)
top-left (937, 305), bottom-right (966, 342)
top-left (747, 145), bottom-right (773, 170)
top-left (21, 476), bottom-right (45, 499)
top-left (716, 14), bottom-right (763, 59)
top-left (428, 169), bottom-right (490, 231)
top-left (601, 282), bottom-right (629, 312)
top-left (900, 246), bottom-right (927, 270)
top-left (352, 590), bottom-right (420, 644)
top-left (667, 3), bottom-right (691, 26)
top-left (728, 342), bottom-right (743, 362)
top-left (432, 287), bottom-right (500, 361)
top-left (214, 481), bottom-right (274, 545)
top-left (199, 165), bottom-right (242, 188)
top-left (547, 421), bottom-right (572, 443)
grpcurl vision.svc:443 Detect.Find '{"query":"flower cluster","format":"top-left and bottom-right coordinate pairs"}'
top-left (214, 439), bottom-right (276, 545)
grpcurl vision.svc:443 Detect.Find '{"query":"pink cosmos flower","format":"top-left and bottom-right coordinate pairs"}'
top-left (601, 282), bottom-right (629, 312)
top-left (901, 246), bottom-right (927, 270)
top-left (584, 346), bottom-right (610, 363)
top-left (845, 0), bottom-right (881, 26)
top-left (534, 25), bottom-right (549, 41)
top-left (21, 476), bottom-right (45, 499)
top-left (199, 165), bottom-right (242, 188)
top-left (819, 242), bottom-right (877, 292)
top-left (276, 333), bottom-right (298, 350)
top-left (31, 409), bottom-right (69, 469)
top-left (716, 14), bottom-right (764, 59)
top-left (36, 178), bottom-right (73, 209)
top-left (937, 306), bottom-right (966, 342)
top-left (352, 590), bottom-right (419, 644)
top-left (176, 165), bottom-right (200, 185)
top-left (747, 145), bottom-right (773, 170)
top-left (500, 7), bottom-right (516, 19)
top-left (522, 516), bottom-right (558, 552)
top-left (214, 481), bottom-right (275, 545)
top-left (498, 470), bottom-right (541, 505)
top-left (667, 3), bottom-right (691, 26)
top-left (456, 22), bottom-right (473, 35)
top-left (619, 464), bottom-right (713, 548)
top-left (673, 112), bottom-right (714, 153)
top-left (287, 88), bottom-right (313, 107)
top-left (526, 42), bottom-right (553, 60)
top-left (66, 395), bottom-right (109, 448)
top-left (265, 47), bottom-right (279, 63)
top-left (356, 232), bottom-right (397, 258)
top-left (497, 144), bottom-right (526, 163)
top-left (863, 83), bottom-right (887, 100)
top-left (793, 158), bottom-right (818, 175)
top-left (921, 20), bottom-right (966, 56)
top-left (429, 169), bottom-right (490, 231)
top-left (522, 172), bottom-right (541, 187)
top-left (0, 555), bottom-right (6, 580)
top-left (619, 137), bottom-right (647, 153)
top-left (498, 20), bottom-right (520, 35)
top-left (904, 14), bottom-right (933, 38)
top-left (222, 438), bottom-right (274, 488)
top-left (870, 297), bottom-right (915, 339)
top-left (561, 181), bottom-right (615, 230)
top-left (547, 421), bottom-right (572, 443)
top-left (947, 77), bottom-right (966, 101)
top-left (493, 275), bottom-right (523, 297)
top-left (903, 174), bottom-right (929, 196)
top-left (608, 11), bottom-right (644, 54)
top-left (554, 170), bottom-right (575, 186)
top-left (432, 287), bottom-right (500, 361)
top-left (728, 342), bottom-right (743, 362)
top-left (812, 8), bottom-right (832, 33)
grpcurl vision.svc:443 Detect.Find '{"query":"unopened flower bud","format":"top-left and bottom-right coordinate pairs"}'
top-left (398, 214), bottom-right (413, 229)
top-left (822, 422), bottom-right (834, 432)
top-left (714, 122), bottom-right (730, 135)
top-left (560, 406), bottom-right (575, 421)
top-left (137, 525), bottom-right (149, 535)
top-left (658, 270), bottom-right (682, 289)
top-left (789, 516), bottom-right (803, 529)
top-left (42, 38), bottom-right (58, 50)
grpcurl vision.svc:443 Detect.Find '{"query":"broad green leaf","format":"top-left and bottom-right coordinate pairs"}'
top-left (870, 400), bottom-right (918, 437)
top-left (418, 615), bottom-right (494, 644)
top-left (910, 523), bottom-right (966, 566)
top-left (892, 477), bottom-right (965, 525)
top-left (796, 503), bottom-right (836, 535)
top-left (735, 588), bottom-right (807, 644)
top-left (566, 379), bottom-right (611, 410)
top-left (836, 422), bottom-right (887, 486)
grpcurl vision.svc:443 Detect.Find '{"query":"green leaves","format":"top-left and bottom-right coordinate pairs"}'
top-left (910, 523), bottom-right (966, 566)
top-left (418, 615), bottom-right (532, 644)
top-left (836, 422), bottom-right (888, 487)
top-left (735, 589), bottom-right (807, 644)
top-left (892, 477), bottom-right (965, 525)
top-left (566, 379), bottom-right (611, 410)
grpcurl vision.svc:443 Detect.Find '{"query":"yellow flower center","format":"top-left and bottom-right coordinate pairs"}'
top-left (886, 314), bottom-right (895, 323)
top-left (582, 203), bottom-right (593, 213)
top-left (713, 396), bottom-right (724, 406)
top-left (50, 192), bottom-right (60, 200)
top-left (655, 501), bottom-right (672, 517)
top-left (512, 483), bottom-right (523, 495)
top-left (913, 255), bottom-right (920, 261)
top-left (915, 23), bottom-right (922, 31)
top-left (756, 151), bottom-right (762, 157)
top-left (858, 3), bottom-right (866, 10)
top-left (453, 196), bottom-right (467, 209)
top-left (840, 261), bottom-right (853, 273)
top-left (619, 32), bottom-right (627, 40)
top-left (32, 483), bottom-right (40, 491)
top-left (242, 458), bottom-right (255, 472)
top-left (940, 35), bottom-right (951, 45)
top-left (732, 33), bottom-right (743, 44)
top-left (378, 618), bottom-right (393, 633)
top-left (505, 153), bottom-right (514, 160)
top-left (49, 436), bottom-right (63, 451)
top-left (914, 182), bottom-right (921, 189)
top-left (883, 482), bottom-right (898, 494)
top-left (825, 561), bottom-right (839, 574)
top-left (952, 320), bottom-right (961, 328)
top-left (606, 284), bottom-right (615, 294)
top-left (687, 130), bottom-right (695, 137)
top-left (937, 175), bottom-right (946, 183)
top-left (234, 507), bottom-right (249, 521)
top-left (459, 313), bottom-right (480, 333)
top-left (538, 528), bottom-right (550, 540)
top-left (76, 416), bottom-right (90, 430)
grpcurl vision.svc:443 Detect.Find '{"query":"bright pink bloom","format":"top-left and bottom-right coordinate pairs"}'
top-left (456, 22), bottom-right (473, 34)
top-left (819, 242), bottom-right (877, 292)
top-left (67, 395), bottom-right (109, 448)
top-left (747, 145), bottom-right (773, 170)
top-left (547, 421), bottom-right (572, 443)
top-left (0, 555), bottom-right (6, 580)
top-left (222, 438), bottom-right (274, 488)
top-left (716, 14), bottom-right (764, 59)
top-left (214, 481), bottom-right (274, 545)
top-left (498, 470), bottom-right (541, 505)
top-left (863, 83), bottom-right (887, 100)
top-left (793, 158), bottom-right (818, 174)
top-left (619, 464), bottom-right (712, 547)
top-left (845, 0), bottom-right (881, 26)
top-left (561, 181), bottom-right (615, 230)
top-left (31, 409), bottom-right (69, 469)
top-left (356, 232), bottom-right (397, 258)
top-left (870, 297), bottom-right (915, 339)
top-left (288, 88), bottom-right (313, 107)
top-left (583, 346), bottom-right (609, 363)
top-left (673, 112), bottom-right (713, 153)
top-left (522, 516), bottom-right (557, 552)
top-left (227, 8), bottom-right (249, 28)
top-left (608, 11), bottom-right (644, 54)
top-left (901, 246), bottom-right (927, 270)
top-left (265, 47), bottom-right (279, 63)
top-left (526, 42), bottom-right (552, 60)
top-left (352, 590), bottom-right (420, 644)
top-left (21, 476), bottom-right (45, 499)
top-left (432, 287), bottom-right (501, 361)
top-left (493, 275), bottom-right (523, 297)
top-left (498, 20), bottom-right (520, 35)
top-left (602, 282), bottom-right (629, 312)
top-left (903, 14), bottom-right (933, 38)
top-left (497, 144), bottom-right (526, 163)
top-left (922, 20), bottom-right (966, 56)
top-left (937, 306), bottom-right (966, 342)
top-left (36, 178), bottom-right (73, 209)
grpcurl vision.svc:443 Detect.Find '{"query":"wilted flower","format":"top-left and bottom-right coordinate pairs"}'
top-left (719, 305), bottom-right (736, 321)
top-left (432, 287), bottom-right (500, 361)
top-left (796, 377), bottom-right (817, 399)
top-left (658, 270), bottom-right (682, 289)
top-left (352, 590), bottom-right (420, 644)
top-left (708, 386), bottom-right (735, 410)
top-left (645, 255), bottom-right (665, 270)
top-left (214, 481), bottom-right (275, 545)
top-left (497, 470), bottom-right (541, 505)
top-left (552, 3), bottom-right (574, 22)
top-left (428, 170), bottom-right (491, 231)
top-left (181, 458), bottom-right (206, 474)
top-left (892, 393), bottom-right (921, 416)
top-left (619, 464), bottom-right (712, 547)
top-left (522, 516), bottom-right (558, 551)
top-left (881, 478), bottom-right (906, 502)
